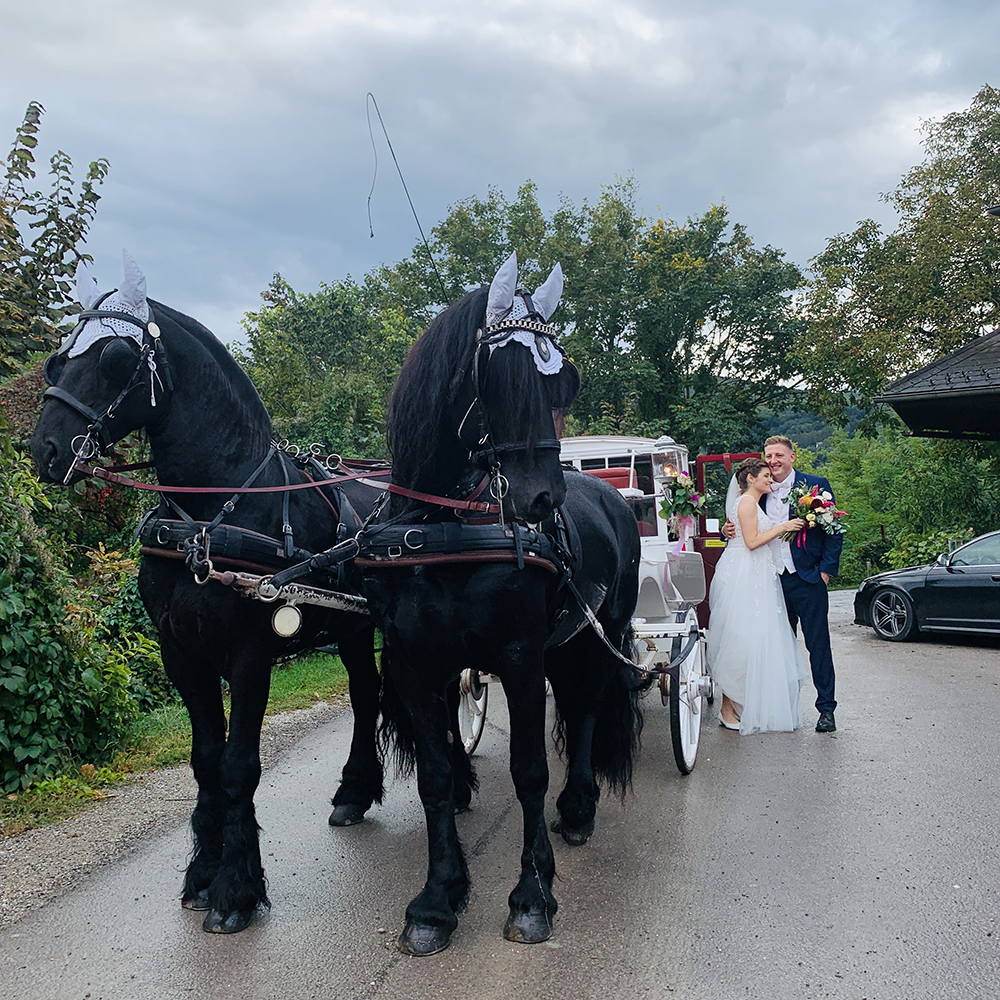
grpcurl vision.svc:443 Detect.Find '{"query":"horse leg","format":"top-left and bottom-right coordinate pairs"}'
top-left (546, 637), bottom-right (601, 846)
top-left (501, 659), bottom-right (558, 944)
top-left (201, 651), bottom-right (271, 934)
top-left (160, 640), bottom-right (228, 911)
top-left (446, 679), bottom-right (478, 814)
top-left (391, 662), bottom-right (469, 956)
top-left (329, 623), bottom-right (384, 827)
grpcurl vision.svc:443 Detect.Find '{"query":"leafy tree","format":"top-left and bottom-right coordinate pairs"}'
top-left (799, 84), bottom-right (1000, 425)
top-left (631, 205), bottom-right (806, 452)
top-left (0, 101), bottom-right (109, 379)
top-left (364, 180), bottom-right (802, 453)
top-left (235, 274), bottom-right (415, 458)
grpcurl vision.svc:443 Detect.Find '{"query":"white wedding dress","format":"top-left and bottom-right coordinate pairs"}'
top-left (708, 490), bottom-right (808, 735)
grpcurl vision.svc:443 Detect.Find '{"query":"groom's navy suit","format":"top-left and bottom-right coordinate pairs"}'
top-left (760, 471), bottom-right (842, 713)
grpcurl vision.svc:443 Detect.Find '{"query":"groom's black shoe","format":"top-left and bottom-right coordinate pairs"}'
top-left (816, 710), bottom-right (836, 733)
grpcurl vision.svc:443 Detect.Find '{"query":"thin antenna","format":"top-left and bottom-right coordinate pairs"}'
top-left (366, 93), bottom-right (449, 306)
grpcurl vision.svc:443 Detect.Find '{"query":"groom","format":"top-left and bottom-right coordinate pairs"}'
top-left (724, 435), bottom-right (842, 732)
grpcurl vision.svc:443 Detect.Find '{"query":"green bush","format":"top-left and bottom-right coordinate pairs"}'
top-left (0, 453), bottom-right (137, 790)
top-left (886, 528), bottom-right (974, 570)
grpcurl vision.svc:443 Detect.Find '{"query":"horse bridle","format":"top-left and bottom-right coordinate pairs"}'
top-left (456, 299), bottom-right (570, 493)
top-left (42, 291), bottom-right (174, 483)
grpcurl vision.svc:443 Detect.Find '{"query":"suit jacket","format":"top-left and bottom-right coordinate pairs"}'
top-left (759, 470), bottom-right (842, 584)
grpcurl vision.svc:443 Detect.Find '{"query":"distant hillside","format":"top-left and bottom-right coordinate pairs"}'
top-left (759, 406), bottom-right (863, 454)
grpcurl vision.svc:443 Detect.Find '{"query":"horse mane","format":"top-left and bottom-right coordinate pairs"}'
top-left (386, 287), bottom-right (551, 489)
top-left (149, 299), bottom-right (274, 444)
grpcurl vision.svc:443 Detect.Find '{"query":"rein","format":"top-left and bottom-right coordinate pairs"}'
top-left (78, 462), bottom-right (391, 495)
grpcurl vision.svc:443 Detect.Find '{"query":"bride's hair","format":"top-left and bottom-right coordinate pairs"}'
top-left (736, 457), bottom-right (769, 491)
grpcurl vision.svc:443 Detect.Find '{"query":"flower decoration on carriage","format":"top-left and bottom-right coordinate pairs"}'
top-left (657, 472), bottom-right (706, 536)
top-left (781, 483), bottom-right (847, 546)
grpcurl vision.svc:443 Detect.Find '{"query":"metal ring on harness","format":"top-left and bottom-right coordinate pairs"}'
top-left (70, 433), bottom-right (99, 462)
top-left (403, 529), bottom-right (425, 550)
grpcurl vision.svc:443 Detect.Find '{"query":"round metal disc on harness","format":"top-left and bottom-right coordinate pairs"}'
top-left (272, 603), bottom-right (303, 637)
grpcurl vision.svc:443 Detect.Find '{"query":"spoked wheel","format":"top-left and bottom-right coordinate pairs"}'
top-left (870, 587), bottom-right (918, 642)
top-left (665, 612), bottom-right (711, 775)
top-left (458, 669), bottom-right (488, 755)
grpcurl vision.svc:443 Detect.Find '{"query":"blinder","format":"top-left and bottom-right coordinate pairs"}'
top-left (98, 336), bottom-right (143, 388)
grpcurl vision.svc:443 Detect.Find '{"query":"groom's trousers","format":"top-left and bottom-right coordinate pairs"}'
top-left (779, 571), bottom-right (837, 713)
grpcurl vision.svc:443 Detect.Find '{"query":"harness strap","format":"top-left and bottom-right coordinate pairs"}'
top-left (356, 478), bottom-right (500, 514)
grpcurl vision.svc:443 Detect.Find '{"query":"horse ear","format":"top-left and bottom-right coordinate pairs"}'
top-left (76, 261), bottom-right (102, 310)
top-left (487, 251), bottom-right (517, 323)
top-left (119, 249), bottom-right (148, 311)
top-left (532, 262), bottom-right (563, 321)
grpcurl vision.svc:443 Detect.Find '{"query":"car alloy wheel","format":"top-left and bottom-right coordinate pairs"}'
top-left (870, 587), bottom-right (917, 642)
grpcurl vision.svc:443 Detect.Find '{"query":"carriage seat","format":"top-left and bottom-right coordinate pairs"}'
top-left (586, 467), bottom-right (637, 490)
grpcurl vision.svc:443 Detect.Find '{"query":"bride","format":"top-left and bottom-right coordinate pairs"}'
top-left (709, 457), bottom-right (809, 735)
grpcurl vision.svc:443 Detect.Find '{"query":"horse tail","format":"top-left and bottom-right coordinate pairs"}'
top-left (377, 651), bottom-right (417, 779)
top-left (590, 623), bottom-right (645, 799)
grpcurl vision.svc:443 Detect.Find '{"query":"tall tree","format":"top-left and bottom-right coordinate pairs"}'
top-left (632, 205), bottom-right (805, 451)
top-left (235, 274), bottom-right (414, 458)
top-left (799, 84), bottom-right (1000, 425)
top-left (0, 101), bottom-right (109, 380)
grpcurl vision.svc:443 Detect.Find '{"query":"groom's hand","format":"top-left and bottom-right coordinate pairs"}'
top-left (722, 519), bottom-right (736, 540)
top-left (821, 572), bottom-right (830, 585)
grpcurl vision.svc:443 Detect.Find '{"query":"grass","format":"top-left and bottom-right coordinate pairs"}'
top-left (0, 651), bottom-right (349, 838)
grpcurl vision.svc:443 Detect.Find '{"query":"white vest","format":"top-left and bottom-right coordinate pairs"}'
top-left (765, 470), bottom-right (797, 575)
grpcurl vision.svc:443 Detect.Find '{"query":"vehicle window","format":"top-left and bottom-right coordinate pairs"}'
top-left (581, 458), bottom-right (607, 470)
top-left (631, 496), bottom-right (659, 537)
top-left (951, 535), bottom-right (1000, 567)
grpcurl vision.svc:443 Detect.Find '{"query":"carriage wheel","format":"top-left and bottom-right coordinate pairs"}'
top-left (668, 623), bottom-right (706, 775)
top-left (458, 669), bottom-right (488, 755)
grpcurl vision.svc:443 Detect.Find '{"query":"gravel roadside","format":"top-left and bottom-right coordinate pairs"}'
top-left (0, 699), bottom-right (348, 928)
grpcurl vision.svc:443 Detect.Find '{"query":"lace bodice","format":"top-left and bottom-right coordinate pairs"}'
top-left (727, 496), bottom-right (780, 573)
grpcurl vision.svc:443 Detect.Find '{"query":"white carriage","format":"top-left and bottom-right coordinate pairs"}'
top-left (459, 434), bottom-right (715, 774)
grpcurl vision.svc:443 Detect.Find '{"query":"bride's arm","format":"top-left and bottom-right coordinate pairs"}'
top-left (737, 496), bottom-right (805, 550)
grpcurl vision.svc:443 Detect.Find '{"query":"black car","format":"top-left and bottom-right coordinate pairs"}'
top-left (854, 530), bottom-right (1000, 640)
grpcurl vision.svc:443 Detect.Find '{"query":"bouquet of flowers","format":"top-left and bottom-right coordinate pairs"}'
top-left (658, 472), bottom-right (706, 522)
top-left (658, 472), bottom-right (707, 541)
top-left (782, 483), bottom-right (846, 545)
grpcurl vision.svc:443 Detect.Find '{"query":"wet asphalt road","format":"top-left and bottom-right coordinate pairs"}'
top-left (2, 590), bottom-right (1000, 1000)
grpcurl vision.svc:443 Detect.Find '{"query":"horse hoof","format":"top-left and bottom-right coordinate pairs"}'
top-left (396, 921), bottom-right (452, 956)
top-left (550, 814), bottom-right (595, 846)
top-left (504, 907), bottom-right (553, 944)
top-left (202, 908), bottom-right (255, 934)
top-left (329, 803), bottom-right (368, 827)
top-left (182, 889), bottom-right (211, 911)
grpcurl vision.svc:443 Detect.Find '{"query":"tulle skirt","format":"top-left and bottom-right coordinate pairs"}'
top-left (707, 542), bottom-right (808, 735)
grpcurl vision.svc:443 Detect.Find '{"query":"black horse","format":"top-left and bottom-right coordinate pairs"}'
top-left (30, 256), bottom-right (392, 933)
top-left (361, 259), bottom-right (643, 956)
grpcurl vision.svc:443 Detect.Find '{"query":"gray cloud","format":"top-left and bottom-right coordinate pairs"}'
top-left (3, 0), bottom-right (997, 344)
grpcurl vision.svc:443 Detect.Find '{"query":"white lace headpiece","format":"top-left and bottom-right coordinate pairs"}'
top-left (64, 251), bottom-right (161, 405)
top-left (68, 250), bottom-right (151, 357)
top-left (484, 252), bottom-right (565, 375)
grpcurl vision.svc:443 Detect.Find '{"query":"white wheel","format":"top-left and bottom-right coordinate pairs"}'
top-left (669, 612), bottom-right (708, 775)
top-left (458, 669), bottom-right (488, 755)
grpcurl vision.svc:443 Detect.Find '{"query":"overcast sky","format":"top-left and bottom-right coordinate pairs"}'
top-left (3, 0), bottom-right (997, 345)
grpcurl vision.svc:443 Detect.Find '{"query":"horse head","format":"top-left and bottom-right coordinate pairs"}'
top-left (31, 250), bottom-right (172, 484)
top-left (388, 252), bottom-right (580, 524)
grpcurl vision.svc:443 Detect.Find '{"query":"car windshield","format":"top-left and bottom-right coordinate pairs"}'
top-left (950, 534), bottom-right (1000, 567)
